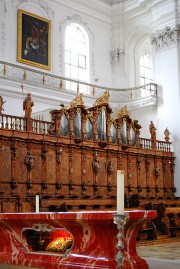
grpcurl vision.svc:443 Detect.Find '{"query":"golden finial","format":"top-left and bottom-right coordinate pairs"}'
top-left (116, 105), bottom-right (129, 118)
top-left (93, 90), bottom-right (109, 106)
top-left (70, 94), bottom-right (85, 108)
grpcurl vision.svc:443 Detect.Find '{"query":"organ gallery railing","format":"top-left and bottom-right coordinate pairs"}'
top-left (0, 60), bottom-right (157, 105)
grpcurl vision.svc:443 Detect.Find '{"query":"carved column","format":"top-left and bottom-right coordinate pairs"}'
top-left (81, 148), bottom-right (87, 196)
top-left (10, 141), bottom-right (18, 195)
top-left (88, 107), bottom-right (98, 141)
top-left (81, 107), bottom-right (88, 141)
top-left (127, 156), bottom-right (133, 196)
top-left (55, 144), bottom-right (62, 194)
top-left (0, 140), bottom-right (3, 192)
top-left (106, 105), bottom-right (113, 143)
top-left (126, 118), bottom-right (132, 146)
top-left (154, 156), bottom-right (160, 197)
top-left (145, 157), bottom-right (151, 197)
top-left (69, 147), bottom-right (75, 195)
top-left (106, 158), bottom-right (114, 196)
top-left (41, 143), bottom-right (48, 195)
top-left (162, 157), bottom-right (168, 197)
top-left (92, 151), bottom-right (100, 195)
top-left (68, 108), bottom-right (75, 138)
top-left (136, 155), bottom-right (143, 195)
top-left (50, 109), bottom-right (65, 135)
top-left (24, 146), bottom-right (35, 195)
top-left (115, 118), bottom-right (122, 146)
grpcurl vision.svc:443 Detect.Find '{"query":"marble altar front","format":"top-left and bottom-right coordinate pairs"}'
top-left (0, 210), bottom-right (157, 269)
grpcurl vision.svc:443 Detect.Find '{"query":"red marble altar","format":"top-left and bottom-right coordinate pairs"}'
top-left (0, 210), bottom-right (156, 269)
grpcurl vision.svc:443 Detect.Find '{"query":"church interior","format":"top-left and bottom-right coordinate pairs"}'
top-left (0, 0), bottom-right (180, 268)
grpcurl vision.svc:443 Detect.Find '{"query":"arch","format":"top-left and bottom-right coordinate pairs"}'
top-left (139, 52), bottom-right (153, 85)
top-left (60, 14), bottom-right (95, 83)
top-left (125, 26), bottom-right (153, 86)
top-left (64, 22), bottom-right (90, 92)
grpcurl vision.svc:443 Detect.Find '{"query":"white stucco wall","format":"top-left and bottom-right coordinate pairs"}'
top-left (153, 45), bottom-right (180, 196)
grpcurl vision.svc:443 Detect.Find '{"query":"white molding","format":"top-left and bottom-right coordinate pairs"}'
top-left (50, 0), bottom-right (111, 24)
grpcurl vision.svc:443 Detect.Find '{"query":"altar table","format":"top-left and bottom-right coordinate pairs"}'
top-left (0, 210), bottom-right (157, 269)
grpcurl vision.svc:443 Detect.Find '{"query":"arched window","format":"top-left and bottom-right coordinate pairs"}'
top-left (140, 53), bottom-right (153, 85)
top-left (65, 23), bottom-right (89, 92)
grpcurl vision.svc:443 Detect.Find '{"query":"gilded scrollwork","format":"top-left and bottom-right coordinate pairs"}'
top-left (70, 94), bottom-right (85, 108)
top-left (93, 91), bottom-right (109, 107)
top-left (116, 105), bottom-right (129, 119)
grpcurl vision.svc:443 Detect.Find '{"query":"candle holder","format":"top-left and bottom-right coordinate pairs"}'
top-left (113, 213), bottom-right (128, 268)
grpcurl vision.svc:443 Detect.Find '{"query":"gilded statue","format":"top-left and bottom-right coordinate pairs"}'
top-left (23, 93), bottom-right (34, 118)
top-left (0, 96), bottom-right (6, 114)
top-left (93, 91), bottom-right (109, 107)
top-left (70, 94), bottom-right (85, 108)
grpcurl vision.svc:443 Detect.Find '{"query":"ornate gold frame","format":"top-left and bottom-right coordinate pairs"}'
top-left (17, 9), bottom-right (51, 70)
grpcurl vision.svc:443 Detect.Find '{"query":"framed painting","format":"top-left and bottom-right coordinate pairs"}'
top-left (17, 9), bottom-right (51, 70)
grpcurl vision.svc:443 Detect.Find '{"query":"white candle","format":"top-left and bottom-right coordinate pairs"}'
top-left (35, 194), bottom-right (39, 213)
top-left (117, 170), bottom-right (124, 214)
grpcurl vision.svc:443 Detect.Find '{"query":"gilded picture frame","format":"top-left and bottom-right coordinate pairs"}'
top-left (17, 9), bottom-right (51, 70)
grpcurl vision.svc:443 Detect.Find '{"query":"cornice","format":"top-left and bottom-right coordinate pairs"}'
top-left (50, 0), bottom-right (111, 24)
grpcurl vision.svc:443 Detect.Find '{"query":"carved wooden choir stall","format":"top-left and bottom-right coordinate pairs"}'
top-left (0, 92), bottom-right (179, 239)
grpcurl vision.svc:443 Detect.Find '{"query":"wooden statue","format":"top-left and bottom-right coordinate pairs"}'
top-left (23, 93), bottom-right (34, 118)
top-left (164, 128), bottom-right (170, 142)
top-left (149, 121), bottom-right (156, 140)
